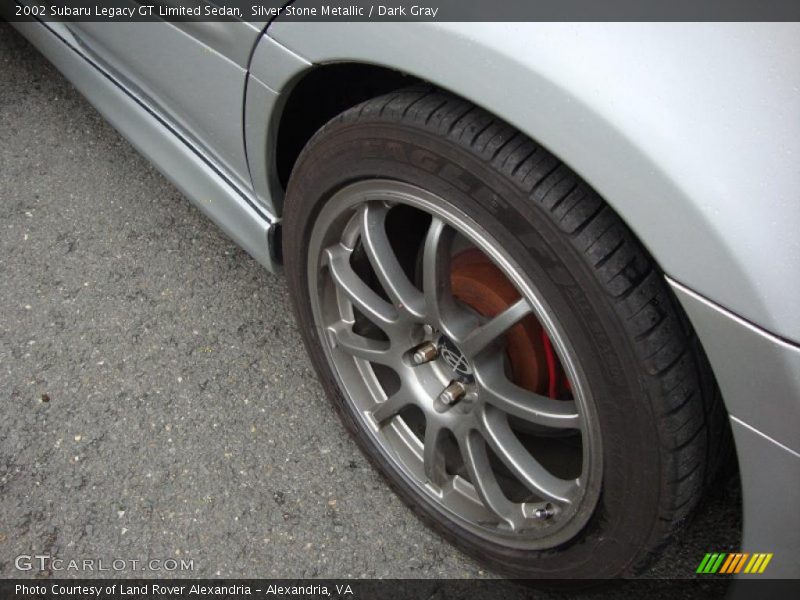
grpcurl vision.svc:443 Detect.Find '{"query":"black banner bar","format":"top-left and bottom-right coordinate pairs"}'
top-left (4, 579), bottom-right (800, 600)
top-left (4, 0), bottom-right (800, 23)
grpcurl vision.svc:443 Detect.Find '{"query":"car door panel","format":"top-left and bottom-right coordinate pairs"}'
top-left (65, 2), bottom-right (266, 196)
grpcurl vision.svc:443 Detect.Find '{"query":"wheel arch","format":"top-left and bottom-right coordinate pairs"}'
top-left (273, 62), bottom-right (423, 191)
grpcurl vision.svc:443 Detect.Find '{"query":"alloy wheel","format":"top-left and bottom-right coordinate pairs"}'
top-left (307, 180), bottom-right (603, 549)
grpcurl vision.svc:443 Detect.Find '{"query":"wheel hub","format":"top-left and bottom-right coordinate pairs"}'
top-left (437, 334), bottom-right (474, 378)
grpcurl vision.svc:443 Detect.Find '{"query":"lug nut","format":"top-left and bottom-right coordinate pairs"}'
top-left (438, 381), bottom-right (467, 406)
top-left (412, 341), bottom-right (439, 365)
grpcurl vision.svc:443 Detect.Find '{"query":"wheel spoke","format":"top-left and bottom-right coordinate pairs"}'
top-left (422, 217), bottom-right (452, 321)
top-left (371, 389), bottom-right (415, 424)
top-left (458, 430), bottom-right (524, 530)
top-left (460, 297), bottom-right (532, 359)
top-left (476, 355), bottom-right (581, 429)
top-left (361, 203), bottom-right (425, 319)
top-left (423, 423), bottom-right (448, 486)
top-left (328, 323), bottom-right (397, 367)
top-left (324, 245), bottom-right (399, 330)
top-left (421, 218), bottom-right (474, 337)
top-left (480, 407), bottom-right (578, 503)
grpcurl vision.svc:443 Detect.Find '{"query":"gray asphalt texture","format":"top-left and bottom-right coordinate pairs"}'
top-left (0, 21), bottom-right (741, 584)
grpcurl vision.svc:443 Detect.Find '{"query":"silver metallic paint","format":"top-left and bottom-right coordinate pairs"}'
top-left (670, 279), bottom-right (800, 454)
top-left (728, 418), bottom-right (800, 578)
top-left (68, 21), bottom-right (258, 192)
top-left (671, 279), bottom-right (800, 577)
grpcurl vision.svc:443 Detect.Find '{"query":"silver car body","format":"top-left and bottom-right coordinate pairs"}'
top-left (9, 10), bottom-right (800, 576)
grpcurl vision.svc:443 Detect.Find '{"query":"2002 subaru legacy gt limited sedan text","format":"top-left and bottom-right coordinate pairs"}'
top-left (6, 4), bottom-right (800, 579)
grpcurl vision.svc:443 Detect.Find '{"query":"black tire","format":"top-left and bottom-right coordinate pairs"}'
top-left (283, 87), bottom-right (728, 578)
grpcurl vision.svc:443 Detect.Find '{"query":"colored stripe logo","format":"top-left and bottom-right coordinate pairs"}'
top-left (696, 552), bottom-right (773, 574)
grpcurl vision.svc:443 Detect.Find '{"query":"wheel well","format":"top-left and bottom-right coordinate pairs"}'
top-left (275, 63), bottom-right (421, 190)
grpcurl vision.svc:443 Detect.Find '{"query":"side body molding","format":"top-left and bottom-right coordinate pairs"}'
top-left (9, 19), bottom-right (279, 271)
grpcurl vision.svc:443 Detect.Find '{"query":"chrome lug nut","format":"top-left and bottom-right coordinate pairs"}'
top-left (412, 341), bottom-right (439, 365)
top-left (438, 381), bottom-right (467, 405)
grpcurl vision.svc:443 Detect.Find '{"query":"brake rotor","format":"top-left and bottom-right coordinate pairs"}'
top-left (450, 249), bottom-right (551, 394)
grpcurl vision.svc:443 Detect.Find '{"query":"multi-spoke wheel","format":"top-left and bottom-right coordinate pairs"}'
top-left (283, 88), bottom-right (726, 578)
top-left (310, 180), bottom-right (601, 546)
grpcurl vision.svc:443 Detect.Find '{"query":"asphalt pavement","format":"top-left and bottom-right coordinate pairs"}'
top-left (0, 20), bottom-right (741, 583)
